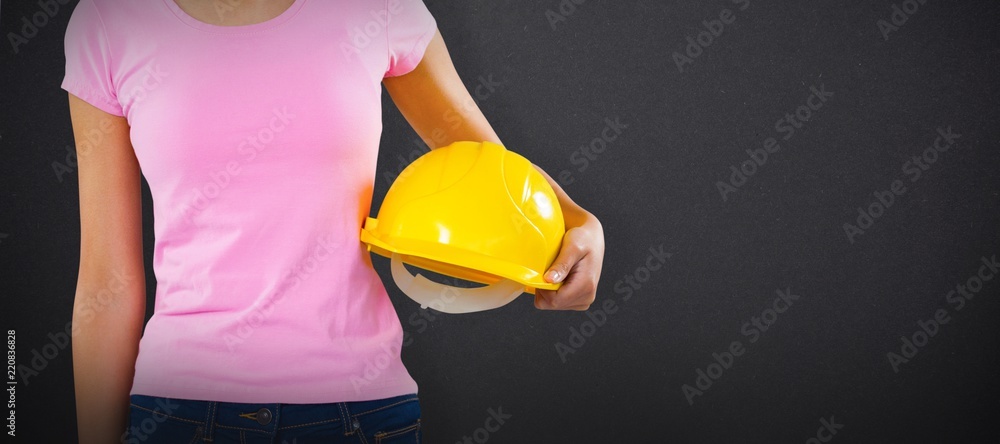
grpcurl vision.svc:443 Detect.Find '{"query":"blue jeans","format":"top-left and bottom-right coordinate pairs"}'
top-left (124, 393), bottom-right (421, 443)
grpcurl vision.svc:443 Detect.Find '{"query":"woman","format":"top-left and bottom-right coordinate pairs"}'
top-left (63, 0), bottom-right (605, 442)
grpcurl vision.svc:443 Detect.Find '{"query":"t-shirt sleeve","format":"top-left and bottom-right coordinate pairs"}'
top-left (383, 0), bottom-right (438, 78)
top-left (60, 0), bottom-right (124, 116)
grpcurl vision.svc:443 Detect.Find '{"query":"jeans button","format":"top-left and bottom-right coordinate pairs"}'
top-left (256, 407), bottom-right (272, 425)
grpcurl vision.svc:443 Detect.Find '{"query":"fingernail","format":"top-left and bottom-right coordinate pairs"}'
top-left (547, 270), bottom-right (561, 282)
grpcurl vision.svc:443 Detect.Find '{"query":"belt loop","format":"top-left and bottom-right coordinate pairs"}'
top-left (337, 402), bottom-right (357, 436)
top-left (202, 400), bottom-right (218, 442)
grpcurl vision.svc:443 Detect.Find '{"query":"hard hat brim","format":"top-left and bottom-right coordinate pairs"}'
top-left (360, 219), bottom-right (561, 294)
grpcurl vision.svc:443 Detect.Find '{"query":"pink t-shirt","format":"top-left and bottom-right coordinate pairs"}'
top-left (61, 0), bottom-right (436, 403)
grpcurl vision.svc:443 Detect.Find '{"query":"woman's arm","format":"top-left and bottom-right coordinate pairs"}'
top-left (66, 94), bottom-right (148, 443)
top-left (383, 30), bottom-right (605, 311)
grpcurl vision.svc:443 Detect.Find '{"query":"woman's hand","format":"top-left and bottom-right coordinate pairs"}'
top-left (535, 212), bottom-right (605, 311)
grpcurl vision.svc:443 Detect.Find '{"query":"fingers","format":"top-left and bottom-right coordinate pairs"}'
top-left (544, 228), bottom-right (588, 284)
top-left (534, 224), bottom-right (605, 311)
top-left (534, 255), bottom-right (597, 311)
top-left (534, 297), bottom-right (590, 311)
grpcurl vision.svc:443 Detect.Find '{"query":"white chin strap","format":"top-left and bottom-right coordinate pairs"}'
top-left (390, 253), bottom-right (525, 314)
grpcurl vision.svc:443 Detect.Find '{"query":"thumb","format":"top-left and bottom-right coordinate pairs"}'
top-left (544, 229), bottom-right (585, 284)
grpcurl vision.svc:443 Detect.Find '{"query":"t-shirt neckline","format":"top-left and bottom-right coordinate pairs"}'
top-left (162, 0), bottom-right (307, 34)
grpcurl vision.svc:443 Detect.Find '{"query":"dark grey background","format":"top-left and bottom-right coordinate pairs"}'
top-left (2, 0), bottom-right (999, 442)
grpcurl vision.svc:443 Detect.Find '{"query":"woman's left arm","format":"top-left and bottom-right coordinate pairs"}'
top-left (383, 30), bottom-right (605, 311)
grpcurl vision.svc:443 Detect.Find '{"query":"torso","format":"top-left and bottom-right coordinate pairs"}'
top-left (69, 0), bottom-right (436, 404)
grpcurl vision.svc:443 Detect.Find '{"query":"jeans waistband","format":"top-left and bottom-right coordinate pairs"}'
top-left (129, 393), bottom-right (419, 440)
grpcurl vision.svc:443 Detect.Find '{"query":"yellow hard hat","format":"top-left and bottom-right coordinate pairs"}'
top-left (361, 140), bottom-right (565, 313)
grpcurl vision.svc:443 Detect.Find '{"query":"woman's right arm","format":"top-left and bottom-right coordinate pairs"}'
top-left (67, 93), bottom-right (147, 444)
